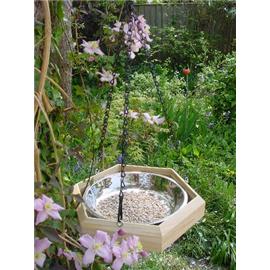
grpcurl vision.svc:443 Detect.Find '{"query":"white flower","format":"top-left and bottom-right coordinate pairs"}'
top-left (96, 68), bottom-right (118, 86)
top-left (142, 113), bottom-right (154, 125)
top-left (81, 40), bottom-right (104, 56)
top-left (130, 111), bottom-right (140, 119)
top-left (112, 21), bottom-right (122, 32)
top-left (152, 115), bottom-right (165, 125)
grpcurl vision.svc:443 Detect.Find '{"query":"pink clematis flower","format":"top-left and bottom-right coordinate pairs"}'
top-left (123, 14), bottom-right (152, 59)
top-left (34, 194), bottom-right (64, 225)
top-left (152, 115), bottom-right (165, 125)
top-left (34, 237), bottom-right (51, 268)
top-left (81, 39), bottom-right (104, 56)
top-left (127, 235), bottom-right (141, 263)
top-left (127, 235), bottom-right (148, 263)
top-left (79, 231), bottom-right (113, 266)
top-left (111, 229), bottom-right (126, 248)
top-left (96, 68), bottom-right (118, 86)
top-left (112, 239), bottom-right (134, 270)
top-left (58, 248), bottom-right (82, 270)
top-left (142, 113), bottom-right (154, 125)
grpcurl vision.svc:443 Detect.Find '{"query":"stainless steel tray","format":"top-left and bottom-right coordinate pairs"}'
top-left (83, 171), bottom-right (188, 224)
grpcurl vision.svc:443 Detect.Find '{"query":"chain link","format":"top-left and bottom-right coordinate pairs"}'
top-left (82, 75), bottom-right (116, 196)
top-left (117, 1), bottom-right (135, 226)
top-left (117, 80), bottom-right (130, 225)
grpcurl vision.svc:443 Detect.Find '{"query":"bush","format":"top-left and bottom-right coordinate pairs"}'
top-left (148, 26), bottom-right (210, 72)
top-left (196, 52), bottom-right (236, 125)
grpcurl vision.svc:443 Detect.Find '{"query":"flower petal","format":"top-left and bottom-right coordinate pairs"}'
top-left (112, 245), bottom-right (122, 258)
top-left (124, 253), bottom-right (134, 266)
top-left (94, 48), bottom-right (104, 56)
top-left (48, 209), bottom-right (62, 220)
top-left (41, 194), bottom-right (53, 204)
top-left (57, 248), bottom-right (63, 257)
top-left (52, 202), bottom-right (64, 211)
top-left (123, 23), bottom-right (129, 33)
top-left (79, 234), bottom-right (94, 249)
top-left (95, 230), bottom-right (110, 244)
top-left (129, 51), bottom-right (136, 59)
top-left (74, 259), bottom-right (82, 270)
top-left (34, 198), bottom-right (44, 211)
top-left (35, 211), bottom-right (49, 225)
top-left (35, 237), bottom-right (51, 252)
top-left (83, 248), bottom-right (95, 266)
top-left (112, 258), bottom-right (124, 270)
top-left (97, 244), bottom-right (113, 263)
top-left (35, 252), bottom-right (46, 268)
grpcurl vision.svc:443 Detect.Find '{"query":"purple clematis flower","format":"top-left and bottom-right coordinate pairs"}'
top-left (111, 228), bottom-right (126, 247)
top-left (34, 237), bottom-right (51, 268)
top-left (127, 235), bottom-right (140, 262)
top-left (123, 14), bottom-right (152, 59)
top-left (34, 194), bottom-right (64, 225)
top-left (79, 231), bottom-right (113, 266)
top-left (112, 239), bottom-right (134, 270)
top-left (81, 39), bottom-right (104, 56)
top-left (58, 248), bottom-right (82, 270)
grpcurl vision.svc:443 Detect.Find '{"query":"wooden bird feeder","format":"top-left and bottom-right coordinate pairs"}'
top-left (73, 164), bottom-right (205, 252)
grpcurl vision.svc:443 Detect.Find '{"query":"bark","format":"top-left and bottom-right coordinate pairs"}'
top-left (57, 0), bottom-right (73, 107)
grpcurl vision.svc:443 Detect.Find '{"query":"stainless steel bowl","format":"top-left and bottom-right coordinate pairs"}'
top-left (83, 171), bottom-right (188, 224)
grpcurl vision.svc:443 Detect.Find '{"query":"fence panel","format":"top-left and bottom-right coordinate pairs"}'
top-left (134, 3), bottom-right (236, 52)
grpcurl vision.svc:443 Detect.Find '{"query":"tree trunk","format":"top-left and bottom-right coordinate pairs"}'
top-left (57, 0), bottom-right (73, 107)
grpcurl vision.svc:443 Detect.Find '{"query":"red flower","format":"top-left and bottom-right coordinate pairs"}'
top-left (182, 67), bottom-right (191, 76)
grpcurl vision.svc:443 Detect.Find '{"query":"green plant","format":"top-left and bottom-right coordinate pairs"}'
top-left (196, 52), bottom-right (236, 125)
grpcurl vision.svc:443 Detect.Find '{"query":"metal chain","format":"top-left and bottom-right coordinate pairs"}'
top-left (117, 76), bottom-right (130, 226)
top-left (82, 75), bottom-right (116, 197)
top-left (96, 75), bottom-right (116, 165)
top-left (117, 0), bottom-right (134, 226)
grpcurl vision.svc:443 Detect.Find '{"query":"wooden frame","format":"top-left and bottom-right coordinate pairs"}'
top-left (73, 165), bottom-right (205, 252)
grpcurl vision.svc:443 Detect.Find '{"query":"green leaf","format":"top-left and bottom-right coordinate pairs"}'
top-left (193, 146), bottom-right (200, 157)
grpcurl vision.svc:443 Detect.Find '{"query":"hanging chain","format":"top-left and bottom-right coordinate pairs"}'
top-left (96, 75), bottom-right (116, 165)
top-left (82, 74), bottom-right (117, 197)
top-left (117, 75), bottom-right (130, 226)
top-left (116, 0), bottom-right (135, 226)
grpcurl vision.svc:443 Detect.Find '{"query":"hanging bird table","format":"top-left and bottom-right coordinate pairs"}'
top-left (73, 3), bottom-right (205, 252)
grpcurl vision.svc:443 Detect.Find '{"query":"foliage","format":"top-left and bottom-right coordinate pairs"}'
top-left (144, 26), bottom-right (211, 73)
top-left (196, 52), bottom-right (236, 125)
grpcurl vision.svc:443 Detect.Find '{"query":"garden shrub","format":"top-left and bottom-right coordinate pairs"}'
top-left (196, 52), bottom-right (236, 125)
top-left (147, 26), bottom-right (210, 72)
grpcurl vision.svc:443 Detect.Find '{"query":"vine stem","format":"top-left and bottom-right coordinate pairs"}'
top-left (34, 94), bottom-right (67, 236)
top-left (34, 0), bottom-right (52, 116)
top-left (58, 234), bottom-right (83, 251)
top-left (35, 67), bottom-right (75, 108)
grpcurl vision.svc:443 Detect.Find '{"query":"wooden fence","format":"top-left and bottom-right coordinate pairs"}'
top-left (134, 3), bottom-right (236, 52)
